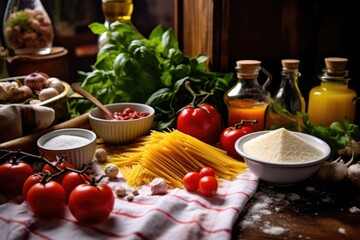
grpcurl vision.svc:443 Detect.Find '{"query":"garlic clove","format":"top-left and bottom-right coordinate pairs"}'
top-left (150, 178), bottom-right (168, 195)
top-left (348, 163), bottom-right (360, 187)
top-left (104, 163), bottom-right (119, 179)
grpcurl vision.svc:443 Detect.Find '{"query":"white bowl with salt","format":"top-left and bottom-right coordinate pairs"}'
top-left (37, 128), bottom-right (97, 169)
top-left (235, 128), bottom-right (331, 186)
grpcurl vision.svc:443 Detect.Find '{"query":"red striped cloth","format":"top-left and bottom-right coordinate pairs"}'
top-left (0, 169), bottom-right (258, 240)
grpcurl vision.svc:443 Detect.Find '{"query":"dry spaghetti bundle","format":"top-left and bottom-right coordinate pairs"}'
top-left (108, 129), bottom-right (247, 188)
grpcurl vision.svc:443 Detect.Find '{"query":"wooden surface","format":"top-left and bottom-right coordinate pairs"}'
top-left (232, 177), bottom-right (360, 239)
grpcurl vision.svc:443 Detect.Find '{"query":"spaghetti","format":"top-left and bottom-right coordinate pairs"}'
top-left (108, 129), bottom-right (247, 188)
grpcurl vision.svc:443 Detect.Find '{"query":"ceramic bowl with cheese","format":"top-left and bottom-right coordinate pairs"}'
top-left (234, 128), bottom-right (331, 186)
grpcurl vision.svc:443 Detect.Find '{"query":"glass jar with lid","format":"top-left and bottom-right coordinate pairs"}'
top-left (3, 0), bottom-right (54, 55)
top-left (224, 60), bottom-right (272, 131)
top-left (307, 57), bottom-right (357, 126)
top-left (265, 59), bottom-right (306, 131)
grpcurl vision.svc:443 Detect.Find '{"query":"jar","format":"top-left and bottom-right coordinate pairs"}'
top-left (99, 0), bottom-right (138, 48)
top-left (307, 57), bottom-right (357, 126)
top-left (3, 0), bottom-right (54, 55)
top-left (224, 60), bottom-right (271, 131)
top-left (265, 59), bottom-right (306, 131)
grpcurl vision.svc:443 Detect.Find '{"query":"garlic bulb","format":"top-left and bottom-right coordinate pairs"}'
top-left (9, 85), bottom-right (33, 102)
top-left (104, 163), bottom-right (119, 179)
top-left (39, 87), bottom-right (58, 101)
top-left (24, 72), bottom-right (47, 91)
top-left (348, 163), bottom-right (360, 187)
top-left (317, 157), bottom-right (353, 182)
top-left (46, 77), bottom-right (64, 93)
top-left (150, 178), bottom-right (168, 195)
top-left (0, 81), bottom-right (18, 101)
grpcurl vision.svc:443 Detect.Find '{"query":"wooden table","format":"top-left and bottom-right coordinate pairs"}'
top-left (232, 177), bottom-right (360, 239)
top-left (1, 115), bottom-right (360, 239)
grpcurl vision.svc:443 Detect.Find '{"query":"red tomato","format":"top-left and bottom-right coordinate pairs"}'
top-left (0, 159), bottom-right (34, 196)
top-left (220, 120), bottom-right (256, 159)
top-left (27, 181), bottom-right (66, 218)
top-left (177, 103), bottom-right (222, 145)
top-left (22, 173), bottom-right (43, 201)
top-left (42, 158), bottom-right (74, 182)
top-left (199, 176), bottom-right (218, 197)
top-left (61, 172), bottom-right (90, 202)
top-left (183, 172), bottom-right (201, 192)
top-left (68, 181), bottom-right (115, 224)
top-left (199, 167), bottom-right (216, 178)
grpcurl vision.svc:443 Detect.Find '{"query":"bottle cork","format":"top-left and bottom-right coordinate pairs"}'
top-left (282, 59), bottom-right (300, 70)
top-left (236, 60), bottom-right (261, 78)
top-left (325, 57), bottom-right (348, 71)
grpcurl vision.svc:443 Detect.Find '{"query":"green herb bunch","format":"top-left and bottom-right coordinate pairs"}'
top-left (70, 22), bottom-right (234, 130)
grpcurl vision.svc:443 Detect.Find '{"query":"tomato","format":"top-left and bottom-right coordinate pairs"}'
top-left (22, 173), bottom-right (43, 201)
top-left (220, 120), bottom-right (257, 159)
top-left (177, 103), bottom-right (222, 145)
top-left (183, 171), bottom-right (201, 192)
top-left (0, 159), bottom-right (34, 196)
top-left (199, 167), bottom-right (216, 178)
top-left (199, 176), bottom-right (218, 197)
top-left (61, 172), bottom-right (90, 202)
top-left (42, 157), bottom-right (74, 182)
top-left (27, 181), bottom-right (66, 218)
top-left (68, 180), bottom-right (114, 224)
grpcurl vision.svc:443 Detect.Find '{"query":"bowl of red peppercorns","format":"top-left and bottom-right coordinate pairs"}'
top-left (88, 102), bottom-right (155, 145)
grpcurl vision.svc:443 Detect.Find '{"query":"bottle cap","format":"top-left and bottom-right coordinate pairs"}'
top-left (282, 59), bottom-right (300, 70)
top-left (235, 60), bottom-right (261, 78)
top-left (325, 57), bottom-right (348, 71)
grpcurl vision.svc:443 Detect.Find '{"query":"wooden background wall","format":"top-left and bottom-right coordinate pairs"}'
top-left (174, 0), bottom-right (360, 123)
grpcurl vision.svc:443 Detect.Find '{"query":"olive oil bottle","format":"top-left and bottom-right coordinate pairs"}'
top-left (265, 59), bottom-right (305, 131)
top-left (99, 0), bottom-right (138, 48)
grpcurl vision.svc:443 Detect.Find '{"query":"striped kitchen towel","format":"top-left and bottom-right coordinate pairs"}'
top-left (0, 170), bottom-right (258, 240)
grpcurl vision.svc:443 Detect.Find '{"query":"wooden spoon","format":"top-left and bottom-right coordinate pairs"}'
top-left (72, 83), bottom-right (113, 119)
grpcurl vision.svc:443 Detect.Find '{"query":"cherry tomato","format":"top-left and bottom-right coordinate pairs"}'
top-left (22, 173), bottom-right (43, 201)
top-left (61, 172), bottom-right (90, 202)
top-left (199, 167), bottom-right (216, 178)
top-left (42, 158), bottom-right (74, 183)
top-left (183, 171), bottom-right (201, 192)
top-left (27, 180), bottom-right (66, 218)
top-left (199, 176), bottom-right (218, 197)
top-left (68, 179), bottom-right (114, 224)
top-left (177, 103), bottom-right (222, 145)
top-left (0, 159), bottom-right (34, 196)
top-left (220, 120), bottom-right (257, 159)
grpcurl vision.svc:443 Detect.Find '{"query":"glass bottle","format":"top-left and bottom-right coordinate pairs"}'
top-left (265, 59), bottom-right (306, 131)
top-left (98, 0), bottom-right (138, 48)
top-left (224, 60), bottom-right (272, 131)
top-left (3, 0), bottom-right (54, 55)
top-left (307, 57), bottom-right (357, 126)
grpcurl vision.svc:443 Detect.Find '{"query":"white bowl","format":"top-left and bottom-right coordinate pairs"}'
top-left (235, 130), bottom-right (331, 186)
top-left (37, 128), bottom-right (96, 169)
top-left (88, 102), bottom-right (155, 145)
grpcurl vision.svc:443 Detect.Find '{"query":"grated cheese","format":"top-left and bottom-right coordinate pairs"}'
top-left (242, 128), bottom-right (323, 163)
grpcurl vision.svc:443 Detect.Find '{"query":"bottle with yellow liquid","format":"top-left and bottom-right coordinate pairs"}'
top-left (99, 0), bottom-right (138, 48)
top-left (265, 59), bottom-right (306, 131)
top-left (224, 60), bottom-right (271, 131)
top-left (307, 57), bottom-right (357, 126)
